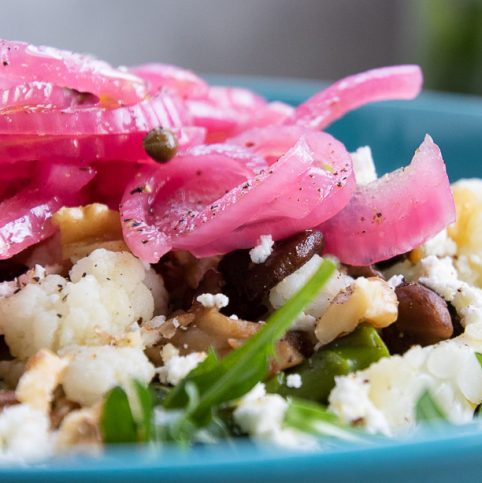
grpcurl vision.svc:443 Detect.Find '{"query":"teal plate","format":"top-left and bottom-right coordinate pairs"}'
top-left (2, 76), bottom-right (482, 482)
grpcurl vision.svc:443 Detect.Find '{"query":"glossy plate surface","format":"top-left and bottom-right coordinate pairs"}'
top-left (3, 76), bottom-right (482, 482)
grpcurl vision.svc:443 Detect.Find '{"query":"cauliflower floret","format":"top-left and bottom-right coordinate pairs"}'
top-left (422, 229), bottom-right (457, 258)
top-left (269, 255), bottom-right (353, 330)
top-left (143, 268), bottom-right (168, 316)
top-left (61, 345), bottom-right (155, 406)
top-left (0, 404), bottom-right (53, 463)
top-left (233, 383), bottom-right (318, 450)
top-left (0, 249), bottom-right (159, 359)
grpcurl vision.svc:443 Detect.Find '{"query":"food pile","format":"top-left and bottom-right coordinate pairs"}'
top-left (0, 39), bottom-right (481, 463)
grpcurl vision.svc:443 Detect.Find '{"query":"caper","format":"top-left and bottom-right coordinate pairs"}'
top-left (143, 127), bottom-right (178, 163)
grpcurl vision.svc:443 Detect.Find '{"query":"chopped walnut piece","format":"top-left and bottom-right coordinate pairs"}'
top-left (56, 404), bottom-right (102, 453)
top-left (50, 388), bottom-right (81, 429)
top-left (52, 204), bottom-right (127, 260)
top-left (15, 349), bottom-right (68, 413)
top-left (315, 277), bottom-right (398, 346)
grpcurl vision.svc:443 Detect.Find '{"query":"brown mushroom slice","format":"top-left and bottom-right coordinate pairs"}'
top-left (219, 230), bottom-right (325, 319)
top-left (382, 282), bottom-right (454, 354)
top-left (154, 251), bottom-right (220, 310)
top-left (344, 264), bottom-right (384, 279)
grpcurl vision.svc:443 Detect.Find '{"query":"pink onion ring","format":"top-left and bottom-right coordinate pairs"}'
top-left (319, 135), bottom-right (455, 265)
top-left (0, 91), bottom-right (189, 135)
top-left (288, 65), bottom-right (423, 130)
top-left (0, 39), bottom-right (146, 105)
top-left (131, 63), bottom-right (209, 98)
top-left (0, 163), bottom-right (95, 259)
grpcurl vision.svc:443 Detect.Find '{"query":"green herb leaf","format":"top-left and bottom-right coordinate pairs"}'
top-left (284, 398), bottom-right (363, 442)
top-left (101, 386), bottom-right (138, 444)
top-left (131, 380), bottom-right (155, 442)
top-left (163, 258), bottom-right (337, 426)
top-left (415, 389), bottom-right (448, 423)
top-left (475, 352), bottom-right (482, 368)
top-left (101, 381), bottom-right (155, 444)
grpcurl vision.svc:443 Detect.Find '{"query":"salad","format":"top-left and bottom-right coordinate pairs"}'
top-left (0, 38), bottom-right (481, 463)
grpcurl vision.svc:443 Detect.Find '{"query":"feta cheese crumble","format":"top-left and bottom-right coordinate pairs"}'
top-left (387, 274), bottom-right (404, 289)
top-left (249, 234), bottom-right (274, 264)
top-left (196, 293), bottom-right (229, 309)
top-left (350, 146), bottom-right (377, 185)
top-left (233, 383), bottom-right (318, 450)
top-left (286, 373), bottom-right (302, 388)
top-left (157, 344), bottom-right (207, 386)
top-left (0, 404), bottom-right (53, 463)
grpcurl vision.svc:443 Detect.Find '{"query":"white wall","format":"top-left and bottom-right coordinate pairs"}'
top-left (0, 0), bottom-right (412, 80)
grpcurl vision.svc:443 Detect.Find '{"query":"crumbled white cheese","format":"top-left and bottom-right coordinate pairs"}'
top-left (350, 146), bottom-right (377, 185)
top-left (0, 264), bottom-right (48, 299)
top-left (423, 229), bottom-right (457, 258)
top-left (455, 254), bottom-right (482, 287)
top-left (419, 256), bottom-right (460, 300)
top-left (60, 345), bottom-right (155, 406)
top-left (229, 314), bottom-right (239, 320)
top-left (286, 374), bottom-right (302, 388)
top-left (384, 255), bottom-right (482, 329)
top-left (196, 293), bottom-right (229, 309)
top-left (140, 315), bottom-right (166, 347)
top-left (142, 268), bottom-right (168, 316)
top-left (270, 255), bottom-right (353, 329)
top-left (328, 376), bottom-right (390, 435)
top-left (329, 339), bottom-right (482, 434)
top-left (157, 344), bottom-right (207, 386)
top-left (233, 383), bottom-right (318, 450)
top-left (0, 404), bottom-right (53, 463)
top-left (249, 234), bottom-right (274, 264)
top-left (0, 249), bottom-right (161, 359)
top-left (419, 256), bottom-right (482, 327)
top-left (387, 274), bottom-right (404, 289)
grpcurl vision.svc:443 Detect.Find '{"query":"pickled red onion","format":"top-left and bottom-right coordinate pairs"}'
top-left (319, 135), bottom-right (455, 265)
top-left (0, 82), bottom-right (98, 113)
top-left (0, 91), bottom-right (188, 136)
top-left (0, 39), bottom-right (145, 105)
top-left (0, 40), bottom-right (451, 267)
top-left (121, 133), bottom-right (354, 262)
top-left (120, 145), bottom-right (257, 261)
top-left (0, 163), bottom-right (95, 259)
top-left (131, 63), bottom-right (209, 98)
top-left (187, 86), bottom-right (291, 142)
top-left (289, 65), bottom-right (423, 130)
top-left (0, 127), bottom-right (205, 163)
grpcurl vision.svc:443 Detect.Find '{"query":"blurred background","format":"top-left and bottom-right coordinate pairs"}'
top-left (1, 0), bottom-right (481, 95)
